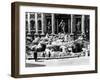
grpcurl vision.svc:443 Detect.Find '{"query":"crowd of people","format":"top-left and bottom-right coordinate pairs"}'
top-left (26, 32), bottom-right (90, 61)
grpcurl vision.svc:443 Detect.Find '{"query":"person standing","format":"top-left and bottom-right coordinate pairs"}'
top-left (48, 51), bottom-right (51, 58)
top-left (42, 52), bottom-right (46, 58)
top-left (34, 51), bottom-right (38, 61)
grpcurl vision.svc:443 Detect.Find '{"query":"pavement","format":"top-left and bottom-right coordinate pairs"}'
top-left (26, 56), bottom-right (90, 67)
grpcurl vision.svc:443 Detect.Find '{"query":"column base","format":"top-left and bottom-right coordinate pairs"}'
top-left (34, 33), bottom-right (39, 36)
top-left (41, 33), bottom-right (45, 35)
top-left (70, 33), bottom-right (74, 36)
top-left (81, 33), bottom-right (85, 36)
top-left (27, 32), bottom-right (31, 36)
top-left (51, 33), bottom-right (55, 36)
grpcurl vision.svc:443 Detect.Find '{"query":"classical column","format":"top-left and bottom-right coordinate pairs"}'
top-left (27, 13), bottom-right (31, 34)
top-left (41, 13), bottom-right (44, 35)
top-left (81, 15), bottom-right (85, 35)
top-left (71, 14), bottom-right (73, 35)
top-left (51, 13), bottom-right (55, 34)
top-left (68, 19), bottom-right (70, 33)
top-left (35, 13), bottom-right (38, 35)
top-left (57, 19), bottom-right (59, 33)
